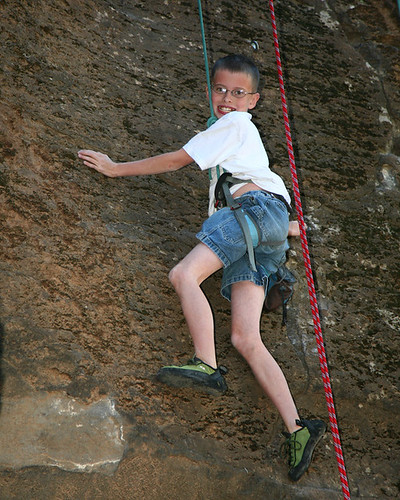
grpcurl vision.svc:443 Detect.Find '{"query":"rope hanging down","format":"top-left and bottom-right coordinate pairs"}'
top-left (197, 0), bottom-right (217, 127)
top-left (197, 0), bottom-right (222, 180)
top-left (268, 1), bottom-right (351, 498)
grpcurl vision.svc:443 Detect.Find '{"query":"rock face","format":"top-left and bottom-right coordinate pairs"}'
top-left (0, 0), bottom-right (399, 498)
top-left (0, 394), bottom-right (125, 474)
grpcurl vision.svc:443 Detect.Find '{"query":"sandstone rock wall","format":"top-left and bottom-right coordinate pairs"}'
top-left (0, 0), bottom-right (399, 498)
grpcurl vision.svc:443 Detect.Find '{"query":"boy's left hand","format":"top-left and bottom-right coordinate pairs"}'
top-left (78, 150), bottom-right (117, 177)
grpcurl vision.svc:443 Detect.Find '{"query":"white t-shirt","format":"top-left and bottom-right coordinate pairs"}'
top-left (183, 111), bottom-right (291, 216)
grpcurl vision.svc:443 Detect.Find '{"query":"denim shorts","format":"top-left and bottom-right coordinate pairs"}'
top-left (196, 191), bottom-right (290, 301)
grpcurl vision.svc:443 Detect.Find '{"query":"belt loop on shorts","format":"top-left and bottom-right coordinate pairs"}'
top-left (269, 192), bottom-right (293, 214)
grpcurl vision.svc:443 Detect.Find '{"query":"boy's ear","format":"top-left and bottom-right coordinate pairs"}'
top-left (248, 92), bottom-right (260, 110)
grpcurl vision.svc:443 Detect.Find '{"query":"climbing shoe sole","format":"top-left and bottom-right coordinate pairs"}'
top-left (156, 365), bottom-right (227, 396)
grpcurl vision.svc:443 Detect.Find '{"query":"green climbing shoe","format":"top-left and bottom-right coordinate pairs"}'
top-left (283, 418), bottom-right (327, 481)
top-left (156, 356), bottom-right (228, 395)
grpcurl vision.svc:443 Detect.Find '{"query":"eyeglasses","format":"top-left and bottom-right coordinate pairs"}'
top-left (211, 85), bottom-right (257, 99)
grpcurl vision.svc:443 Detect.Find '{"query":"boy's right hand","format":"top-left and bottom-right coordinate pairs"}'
top-left (288, 221), bottom-right (300, 237)
top-left (78, 150), bottom-right (118, 177)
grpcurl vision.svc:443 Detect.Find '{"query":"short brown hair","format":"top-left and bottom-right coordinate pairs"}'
top-left (211, 54), bottom-right (260, 91)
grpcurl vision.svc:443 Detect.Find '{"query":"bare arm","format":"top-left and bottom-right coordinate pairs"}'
top-left (77, 148), bottom-right (194, 178)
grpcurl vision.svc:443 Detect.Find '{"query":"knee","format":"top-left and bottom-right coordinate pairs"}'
top-left (168, 262), bottom-right (192, 293)
top-left (168, 264), bottom-right (182, 290)
top-left (231, 328), bottom-right (258, 360)
top-left (231, 330), bottom-right (243, 354)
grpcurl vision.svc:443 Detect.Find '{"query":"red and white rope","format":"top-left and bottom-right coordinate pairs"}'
top-left (268, 1), bottom-right (351, 498)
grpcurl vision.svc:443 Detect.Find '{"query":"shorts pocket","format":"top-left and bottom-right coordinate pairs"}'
top-left (220, 213), bottom-right (245, 245)
top-left (248, 201), bottom-right (289, 244)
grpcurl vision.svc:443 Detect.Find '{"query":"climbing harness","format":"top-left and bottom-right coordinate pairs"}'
top-left (214, 173), bottom-right (296, 325)
top-left (214, 173), bottom-right (260, 272)
top-left (268, 1), bottom-right (351, 498)
top-left (196, 1), bottom-right (351, 498)
top-left (214, 172), bottom-right (293, 272)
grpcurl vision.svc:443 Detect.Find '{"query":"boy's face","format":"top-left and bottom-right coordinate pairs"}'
top-left (208, 69), bottom-right (260, 119)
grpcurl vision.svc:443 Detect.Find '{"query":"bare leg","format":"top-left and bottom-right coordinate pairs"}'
top-left (231, 280), bottom-right (301, 433)
top-left (169, 243), bottom-right (223, 368)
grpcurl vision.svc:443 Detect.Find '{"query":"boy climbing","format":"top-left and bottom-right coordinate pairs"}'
top-left (78, 54), bottom-right (326, 481)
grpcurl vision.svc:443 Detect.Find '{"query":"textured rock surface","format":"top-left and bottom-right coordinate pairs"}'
top-left (0, 393), bottom-right (125, 473)
top-left (0, 0), bottom-right (399, 498)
